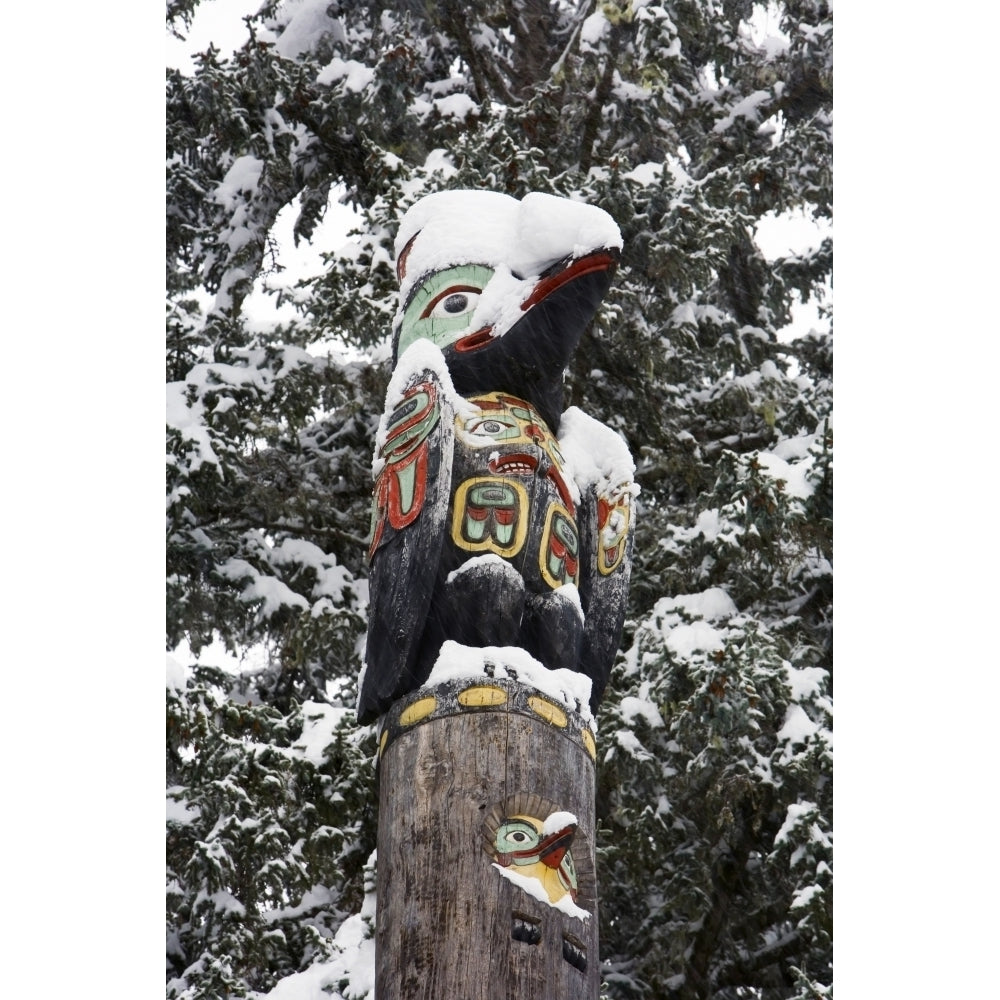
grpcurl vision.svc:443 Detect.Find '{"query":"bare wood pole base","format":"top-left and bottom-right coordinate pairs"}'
top-left (375, 675), bottom-right (600, 1000)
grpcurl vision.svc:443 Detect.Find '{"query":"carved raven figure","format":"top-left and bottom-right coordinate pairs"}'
top-left (358, 191), bottom-right (635, 725)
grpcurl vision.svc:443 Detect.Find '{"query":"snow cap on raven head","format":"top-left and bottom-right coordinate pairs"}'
top-left (390, 189), bottom-right (623, 431)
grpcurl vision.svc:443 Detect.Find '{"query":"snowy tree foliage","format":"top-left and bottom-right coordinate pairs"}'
top-left (166, 1), bottom-right (832, 997)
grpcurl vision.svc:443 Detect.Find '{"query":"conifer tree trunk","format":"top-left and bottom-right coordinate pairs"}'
top-left (375, 673), bottom-right (600, 999)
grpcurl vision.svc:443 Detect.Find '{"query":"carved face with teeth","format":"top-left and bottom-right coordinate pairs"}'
top-left (446, 392), bottom-right (580, 591)
top-left (457, 393), bottom-right (569, 486)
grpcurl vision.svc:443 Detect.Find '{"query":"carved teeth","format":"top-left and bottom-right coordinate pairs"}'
top-left (488, 453), bottom-right (538, 476)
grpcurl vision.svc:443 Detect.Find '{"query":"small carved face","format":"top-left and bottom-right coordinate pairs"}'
top-left (456, 394), bottom-right (568, 474)
top-left (493, 814), bottom-right (578, 904)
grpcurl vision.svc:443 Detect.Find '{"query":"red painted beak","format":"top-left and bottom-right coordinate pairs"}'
top-left (538, 825), bottom-right (577, 869)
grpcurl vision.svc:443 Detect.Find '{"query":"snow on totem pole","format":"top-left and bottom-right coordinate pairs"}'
top-left (359, 190), bottom-right (636, 999)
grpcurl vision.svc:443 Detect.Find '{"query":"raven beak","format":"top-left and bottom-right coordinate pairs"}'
top-left (520, 249), bottom-right (619, 312)
top-left (538, 824), bottom-right (577, 869)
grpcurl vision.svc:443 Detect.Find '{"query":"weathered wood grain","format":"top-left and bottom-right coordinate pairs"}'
top-left (376, 685), bottom-right (599, 999)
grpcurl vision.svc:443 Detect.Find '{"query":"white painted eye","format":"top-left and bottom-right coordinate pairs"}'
top-left (424, 286), bottom-right (481, 320)
top-left (496, 820), bottom-right (540, 852)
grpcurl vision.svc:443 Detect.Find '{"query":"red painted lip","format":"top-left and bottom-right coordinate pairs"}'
top-left (454, 326), bottom-right (495, 352)
top-left (520, 250), bottom-right (618, 311)
top-left (488, 453), bottom-right (538, 476)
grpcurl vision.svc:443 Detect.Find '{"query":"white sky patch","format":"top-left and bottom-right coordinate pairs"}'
top-left (755, 209), bottom-right (832, 343)
top-left (745, 1), bottom-right (790, 58)
top-left (253, 192), bottom-right (363, 325)
top-left (168, 634), bottom-right (272, 678)
top-left (755, 208), bottom-right (831, 263)
top-left (166, 0), bottom-right (266, 68)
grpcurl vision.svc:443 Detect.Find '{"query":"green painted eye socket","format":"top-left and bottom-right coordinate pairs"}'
top-left (496, 819), bottom-right (540, 854)
top-left (397, 264), bottom-right (494, 355)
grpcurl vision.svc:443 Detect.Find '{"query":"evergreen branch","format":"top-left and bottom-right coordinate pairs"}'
top-left (578, 20), bottom-right (620, 174)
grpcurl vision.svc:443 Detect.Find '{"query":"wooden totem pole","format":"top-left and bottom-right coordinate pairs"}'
top-left (358, 190), bottom-right (636, 999)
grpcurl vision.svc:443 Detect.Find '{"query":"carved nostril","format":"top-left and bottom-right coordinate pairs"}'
top-left (511, 914), bottom-right (541, 945)
top-left (562, 935), bottom-right (587, 972)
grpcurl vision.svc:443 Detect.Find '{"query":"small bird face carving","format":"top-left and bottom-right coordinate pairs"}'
top-left (494, 814), bottom-right (579, 904)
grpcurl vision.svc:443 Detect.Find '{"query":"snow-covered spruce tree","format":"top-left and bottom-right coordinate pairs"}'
top-left (166, 1), bottom-right (831, 997)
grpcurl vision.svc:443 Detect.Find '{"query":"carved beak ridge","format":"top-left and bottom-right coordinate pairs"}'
top-left (538, 824), bottom-right (577, 869)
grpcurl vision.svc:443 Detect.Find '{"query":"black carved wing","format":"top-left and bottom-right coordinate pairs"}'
top-left (358, 369), bottom-right (454, 724)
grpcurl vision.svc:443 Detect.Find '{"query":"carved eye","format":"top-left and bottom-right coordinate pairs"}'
top-left (496, 820), bottom-right (540, 853)
top-left (466, 416), bottom-right (518, 439)
top-left (441, 293), bottom-right (472, 314)
top-left (422, 285), bottom-right (482, 320)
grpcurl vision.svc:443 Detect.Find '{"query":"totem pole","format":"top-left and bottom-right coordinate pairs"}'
top-left (359, 190), bottom-right (636, 999)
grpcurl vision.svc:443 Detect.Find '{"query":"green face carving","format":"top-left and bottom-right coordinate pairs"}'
top-left (397, 264), bottom-right (495, 355)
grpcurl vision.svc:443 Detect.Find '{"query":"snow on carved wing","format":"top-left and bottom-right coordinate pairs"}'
top-left (360, 368), bottom-right (455, 724)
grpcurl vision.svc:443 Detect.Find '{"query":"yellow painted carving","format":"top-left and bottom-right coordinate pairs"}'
top-left (495, 813), bottom-right (579, 905)
top-left (399, 696), bottom-right (438, 726)
top-left (581, 728), bottom-right (597, 761)
top-left (597, 489), bottom-right (632, 576)
top-left (457, 684), bottom-right (508, 707)
top-left (451, 477), bottom-right (529, 557)
top-left (528, 695), bottom-right (568, 728)
top-left (539, 502), bottom-right (580, 589)
top-left (378, 730), bottom-right (389, 758)
top-left (456, 393), bottom-right (567, 472)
